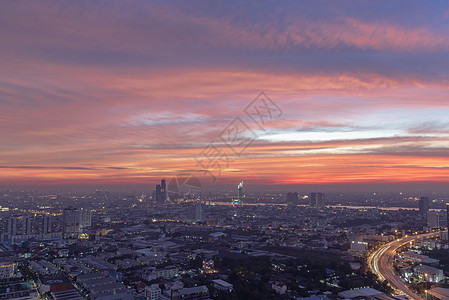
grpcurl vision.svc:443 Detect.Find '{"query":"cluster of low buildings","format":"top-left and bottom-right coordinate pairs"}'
top-left (0, 190), bottom-right (447, 299)
top-left (397, 250), bottom-right (445, 284)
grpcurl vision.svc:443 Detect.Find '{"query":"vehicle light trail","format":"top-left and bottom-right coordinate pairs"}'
top-left (367, 232), bottom-right (440, 300)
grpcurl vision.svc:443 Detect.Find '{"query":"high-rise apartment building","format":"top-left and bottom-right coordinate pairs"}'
top-left (427, 211), bottom-right (439, 228)
top-left (79, 208), bottom-right (92, 228)
top-left (42, 215), bottom-right (52, 234)
top-left (8, 217), bottom-right (17, 237)
top-left (286, 192), bottom-right (298, 205)
top-left (309, 193), bottom-right (325, 208)
top-left (62, 208), bottom-right (80, 238)
top-left (419, 197), bottom-right (430, 214)
top-left (195, 203), bottom-right (206, 223)
top-left (24, 217), bottom-right (32, 235)
top-left (62, 207), bottom-right (92, 238)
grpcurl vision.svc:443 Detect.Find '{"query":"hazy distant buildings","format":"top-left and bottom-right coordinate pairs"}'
top-left (309, 193), bottom-right (325, 208)
top-left (427, 211), bottom-right (439, 228)
top-left (94, 189), bottom-right (109, 201)
top-left (153, 179), bottom-right (167, 204)
top-left (286, 192), bottom-right (298, 205)
top-left (185, 202), bottom-right (207, 223)
top-left (161, 178), bottom-right (167, 202)
top-left (154, 185), bottom-right (161, 202)
top-left (419, 197), bottom-right (430, 214)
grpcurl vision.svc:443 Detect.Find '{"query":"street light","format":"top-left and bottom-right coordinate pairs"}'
top-left (424, 273), bottom-right (428, 298)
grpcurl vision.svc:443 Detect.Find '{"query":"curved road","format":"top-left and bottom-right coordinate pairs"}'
top-left (368, 232), bottom-right (440, 300)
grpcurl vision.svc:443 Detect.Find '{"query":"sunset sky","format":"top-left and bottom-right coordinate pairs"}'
top-left (2, 1), bottom-right (449, 191)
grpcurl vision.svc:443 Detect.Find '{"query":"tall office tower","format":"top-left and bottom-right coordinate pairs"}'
top-left (419, 197), bottom-right (430, 214)
top-left (447, 203), bottom-right (449, 241)
top-left (427, 211), bottom-right (439, 228)
top-left (232, 181), bottom-right (244, 205)
top-left (238, 181), bottom-right (243, 201)
top-left (153, 179), bottom-right (168, 204)
top-left (62, 207), bottom-right (80, 238)
top-left (286, 192), bottom-right (299, 205)
top-left (160, 179), bottom-right (167, 203)
top-left (309, 193), bottom-right (325, 208)
top-left (153, 184), bottom-right (161, 203)
top-left (24, 217), bottom-right (32, 235)
top-left (95, 189), bottom-right (103, 200)
top-left (8, 217), bottom-right (17, 236)
top-left (42, 215), bottom-right (52, 234)
top-left (79, 209), bottom-right (92, 228)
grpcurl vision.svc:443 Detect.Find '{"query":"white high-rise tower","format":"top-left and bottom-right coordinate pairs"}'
top-left (232, 181), bottom-right (244, 205)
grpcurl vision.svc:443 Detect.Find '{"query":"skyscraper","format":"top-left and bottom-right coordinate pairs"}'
top-left (286, 192), bottom-right (298, 206)
top-left (238, 181), bottom-right (243, 202)
top-left (446, 203), bottom-right (449, 241)
top-left (195, 203), bottom-right (206, 223)
top-left (153, 179), bottom-right (168, 204)
top-left (62, 207), bottom-right (80, 238)
top-left (24, 217), bottom-right (32, 235)
top-left (309, 193), bottom-right (325, 208)
top-left (42, 215), bottom-right (52, 234)
top-left (419, 197), bottom-right (430, 214)
top-left (232, 181), bottom-right (244, 205)
top-left (153, 184), bottom-right (161, 203)
top-left (8, 217), bottom-right (17, 237)
top-left (161, 179), bottom-right (167, 202)
top-left (427, 211), bottom-right (439, 228)
top-left (79, 209), bottom-right (92, 228)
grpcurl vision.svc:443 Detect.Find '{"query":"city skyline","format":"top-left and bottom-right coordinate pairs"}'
top-left (2, 3), bottom-right (449, 297)
top-left (2, 1), bottom-right (449, 191)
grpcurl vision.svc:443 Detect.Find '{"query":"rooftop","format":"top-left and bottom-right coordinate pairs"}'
top-left (212, 279), bottom-right (233, 287)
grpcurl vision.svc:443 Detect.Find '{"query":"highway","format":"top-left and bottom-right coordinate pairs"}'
top-left (368, 232), bottom-right (440, 300)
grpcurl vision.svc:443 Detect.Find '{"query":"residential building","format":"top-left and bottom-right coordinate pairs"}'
top-left (0, 262), bottom-right (17, 279)
top-left (145, 284), bottom-right (161, 300)
top-left (309, 193), bottom-right (325, 208)
top-left (212, 279), bottom-right (233, 292)
top-left (419, 197), bottom-right (430, 214)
